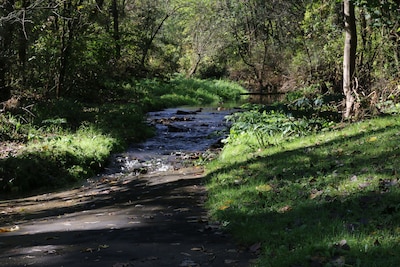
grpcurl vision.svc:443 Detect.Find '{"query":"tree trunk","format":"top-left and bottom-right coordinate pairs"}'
top-left (188, 54), bottom-right (202, 77)
top-left (111, 0), bottom-right (121, 59)
top-left (18, 0), bottom-right (30, 86)
top-left (57, 0), bottom-right (74, 98)
top-left (140, 14), bottom-right (169, 70)
top-left (342, 0), bottom-right (357, 119)
top-left (0, 0), bottom-right (15, 101)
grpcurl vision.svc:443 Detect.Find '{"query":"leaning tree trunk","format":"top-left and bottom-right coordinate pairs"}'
top-left (140, 13), bottom-right (170, 70)
top-left (343, 0), bottom-right (357, 119)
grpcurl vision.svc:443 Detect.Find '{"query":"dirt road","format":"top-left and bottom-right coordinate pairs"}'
top-left (0, 166), bottom-right (255, 267)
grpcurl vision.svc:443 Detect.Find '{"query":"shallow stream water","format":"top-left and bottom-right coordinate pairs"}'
top-left (106, 106), bottom-right (237, 175)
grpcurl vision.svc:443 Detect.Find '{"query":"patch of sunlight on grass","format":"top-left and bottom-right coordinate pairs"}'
top-left (205, 114), bottom-right (400, 266)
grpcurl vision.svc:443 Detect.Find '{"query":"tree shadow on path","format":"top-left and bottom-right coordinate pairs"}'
top-left (0, 166), bottom-right (256, 267)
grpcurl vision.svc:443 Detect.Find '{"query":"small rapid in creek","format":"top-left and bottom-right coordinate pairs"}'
top-left (106, 106), bottom-right (237, 175)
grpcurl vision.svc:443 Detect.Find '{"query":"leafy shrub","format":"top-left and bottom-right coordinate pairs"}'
top-left (0, 113), bottom-right (29, 142)
top-left (32, 99), bottom-right (88, 129)
top-left (377, 100), bottom-right (400, 114)
top-left (225, 105), bottom-right (334, 148)
top-left (95, 103), bottom-right (152, 145)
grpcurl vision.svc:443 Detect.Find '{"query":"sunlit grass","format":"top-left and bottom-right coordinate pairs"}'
top-left (205, 115), bottom-right (400, 266)
top-left (141, 76), bottom-right (247, 109)
top-left (1, 126), bottom-right (116, 193)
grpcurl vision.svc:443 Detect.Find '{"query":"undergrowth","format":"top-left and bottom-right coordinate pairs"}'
top-left (224, 104), bottom-right (336, 148)
top-left (2, 126), bottom-right (115, 193)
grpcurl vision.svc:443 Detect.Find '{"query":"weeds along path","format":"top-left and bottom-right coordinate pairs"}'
top-left (0, 107), bottom-right (255, 267)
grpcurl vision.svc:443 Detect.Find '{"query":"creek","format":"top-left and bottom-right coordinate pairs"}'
top-left (105, 106), bottom-right (238, 175)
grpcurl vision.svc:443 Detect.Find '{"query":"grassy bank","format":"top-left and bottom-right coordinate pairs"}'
top-left (0, 77), bottom-right (246, 196)
top-left (205, 113), bottom-right (400, 266)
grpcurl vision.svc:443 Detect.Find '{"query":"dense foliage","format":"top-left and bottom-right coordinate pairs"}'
top-left (0, 0), bottom-right (398, 114)
top-left (225, 107), bottom-right (334, 148)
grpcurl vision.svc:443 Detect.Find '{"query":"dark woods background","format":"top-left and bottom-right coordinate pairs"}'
top-left (0, 0), bottom-right (399, 114)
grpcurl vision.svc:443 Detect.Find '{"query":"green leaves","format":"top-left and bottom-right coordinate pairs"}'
top-left (225, 106), bottom-right (329, 148)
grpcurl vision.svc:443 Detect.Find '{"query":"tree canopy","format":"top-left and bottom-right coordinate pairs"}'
top-left (1, 0), bottom-right (399, 117)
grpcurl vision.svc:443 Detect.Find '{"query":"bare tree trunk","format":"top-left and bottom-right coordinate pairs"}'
top-left (18, 0), bottom-right (30, 86)
top-left (140, 13), bottom-right (169, 70)
top-left (0, 0), bottom-right (14, 101)
top-left (188, 54), bottom-right (202, 77)
top-left (57, 0), bottom-right (78, 98)
top-left (343, 0), bottom-right (357, 119)
top-left (57, 19), bottom-right (68, 98)
top-left (111, 0), bottom-right (121, 59)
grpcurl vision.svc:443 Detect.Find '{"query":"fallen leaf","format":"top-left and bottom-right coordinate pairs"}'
top-left (350, 175), bottom-right (358, 182)
top-left (224, 259), bottom-right (239, 264)
top-left (224, 200), bottom-right (233, 205)
top-left (249, 242), bottom-right (261, 253)
top-left (219, 205), bottom-right (230, 210)
top-left (256, 184), bottom-right (272, 192)
top-left (358, 182), bottom-right (371, 189)
top-left (0, 225), bottom-right (19, 233)
top-left (278, 205), bottom-right (292, 213)
top-left (310, 190), bottom-right (324, 199)
top-left (333, 239), bottom-right (350, 251)
top-left (81, 248), bottom-right (94, 253)
top-left (204, 222), bottom-right (221, 231)
top-left (368, 136), bottom-right (377, 142)
top-left (180, 252), bottom-right (191, 257)
top-left (112, 263), bottom-right (131, 267)
top-left (335, 148), bottom-right (344, 156)
top-left (174, 208), bottom-right (190, 212)
top-left (179, 259), bottom-right (199, 267)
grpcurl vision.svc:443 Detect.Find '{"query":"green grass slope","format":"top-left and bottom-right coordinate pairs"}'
top-left (205, 115), bottom-right (400, 266)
